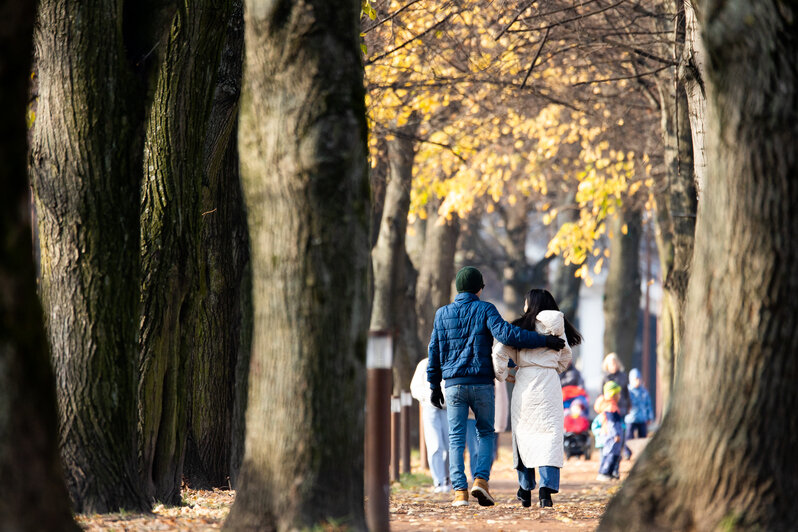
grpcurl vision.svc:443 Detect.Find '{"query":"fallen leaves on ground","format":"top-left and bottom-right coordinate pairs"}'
top-left (77, 489), bottom-right (234, 531)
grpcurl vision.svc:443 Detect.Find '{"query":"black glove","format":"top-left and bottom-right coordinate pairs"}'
top-left (430, 386), bottom-right (445, 409)
top-left (545, 335), bottom-right (566, 351)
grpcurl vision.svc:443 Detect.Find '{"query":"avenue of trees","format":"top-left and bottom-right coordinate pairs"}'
top-left (0, 0), bottom-right (796, 531)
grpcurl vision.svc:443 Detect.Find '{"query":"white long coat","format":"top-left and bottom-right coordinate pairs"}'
top-left (492, 310), bottom-right (572, 469)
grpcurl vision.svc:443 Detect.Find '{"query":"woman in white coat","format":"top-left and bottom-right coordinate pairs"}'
top-left (492, 289), bottom-right (582, 508)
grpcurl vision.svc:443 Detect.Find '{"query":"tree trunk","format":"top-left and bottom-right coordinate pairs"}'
top-left (137, 2), bottom-right (232, 504)
top-left (224, 0), bottom-right (369, 529)
top-left (602, 203), bottom-right (642, 370)
top-left (552, 206), bottom-right (582, 325)
top-left (416, 205), bottom-right (460, 349)
top-left (500, 201), bottom-right (530, 312)
top-left (653, 75), bottom-right (697, 412)
top-left (30, 0), bottom-right (150, 513)
top-left (370, 125), bottom-right (420, 393)
top-left (0, 1), bottom-right (79, 527)
top-left (600, 2), bottom-right (798, 529)
top-left (230, 261), bottom-right (253, 490)
top-left (498, 200), bottom-right (550, 313)
top-left (184, 1), bottom-right (247, 491)
top-left (679, 0), bottom-right (707, 198)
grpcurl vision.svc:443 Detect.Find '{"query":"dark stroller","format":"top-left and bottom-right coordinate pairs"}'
top-left (564, 431), bottom-right (592, 460)
top-left (562, 391), bottom-right (592, 460)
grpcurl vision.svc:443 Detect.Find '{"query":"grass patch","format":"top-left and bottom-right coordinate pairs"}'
top-left (393, 471), bottom-right (433, 491)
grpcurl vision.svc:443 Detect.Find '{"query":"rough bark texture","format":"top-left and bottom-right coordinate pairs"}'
top-left (30, 0), bottom-right (150, 513)
top-left (370, 125), bottom-right (421, 392)
top-left (184, 1), bottom-right (248, 490)
top-left (229, 261), bottom-right (253, 490)
top-left (602, 203), bottom-right (642, 370)
top-left (416, 205), bottom-right (460, 350)
top-left (679, 0), bottom-right (707, 198)
top-left (653, 73), bottom-right (697, 413)
top-left (224, 0), bottom-right (369, 529)
top-left (600, 2), bottom-right (798, 529)
top-left (0, 1), bottom-right (79, 528)
top-left (137, 2), bottom-right (232, 504)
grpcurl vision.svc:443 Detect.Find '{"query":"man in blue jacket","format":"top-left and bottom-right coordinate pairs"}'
top-left (427, 266), bottom-right (565, 507)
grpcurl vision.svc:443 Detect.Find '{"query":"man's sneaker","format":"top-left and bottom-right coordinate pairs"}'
top-left (516, 487), bottom-right (532, 508)
top-left (470, 478), bottom-right (495, 506)
top-left (452, 489), bottom-right (469, 507)
top-left (596, 473), bottom-right (612, 482)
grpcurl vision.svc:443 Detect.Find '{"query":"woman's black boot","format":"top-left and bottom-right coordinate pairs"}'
top-left (516, 487), bottom-right (532, 508)
top-left (539, 487), bottom-right (554, 508)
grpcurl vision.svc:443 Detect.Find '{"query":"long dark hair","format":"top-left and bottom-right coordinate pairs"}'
top-left (512, 288), bottom-right (583, 346)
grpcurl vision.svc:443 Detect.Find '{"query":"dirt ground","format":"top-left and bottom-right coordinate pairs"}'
top-left (77, 433), bottom-right (642, 531)
top-left (389, 432), bottom-right (638, 532)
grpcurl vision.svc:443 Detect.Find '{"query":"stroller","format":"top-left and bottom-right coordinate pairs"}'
top-left (564, 431), bottom-right (592, 460)
top-left (562, 386), bottom-right (593, 460)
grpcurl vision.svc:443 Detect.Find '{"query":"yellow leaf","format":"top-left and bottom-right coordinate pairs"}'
top-left (621, 224), bottom-right (628, 235)
top-left (593, 257), bottom-right (604, 274)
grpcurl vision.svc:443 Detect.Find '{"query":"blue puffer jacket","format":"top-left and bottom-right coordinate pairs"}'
top-left (427, 292), bottom-right (549, 388)
top-left (625, 385), bottom-right (654, 424)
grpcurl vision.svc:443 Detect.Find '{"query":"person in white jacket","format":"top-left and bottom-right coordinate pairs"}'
top-left (492, 289), bottom-right (583, 508)
top-left (411, 358), bottom-right (451, 492)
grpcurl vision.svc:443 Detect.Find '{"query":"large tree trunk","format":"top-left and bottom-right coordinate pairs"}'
top-left (679, 0), bottom-right (707, 198)
top-left (552, 205), bottom-right (582, 325)
top-left (416, 204), bottom-right (460, 349)
top-left (498, 199), bottom-right (550, 313)
top-left (0, 1), bottom-right (79, 527)
top-left (137, 2), bottom-right (232, 504)
top-left (30, 0), bottom-right (150, 512)
top-left (224, 0), bottom-right (369, 529)
top-left (653, 74), bottom-right (697, 413)
top-left (370, 125), bottom-right (420, 393)
top-left (230, 260), bottom-right (253, 490)
top-left (500, 200), bottom-right (530, 311)
top-left (600, 2), bottom-right (798, 529)
top-left (184, 1), bottom-right (248, 490)
top-left (602, 203), bottom-right (642, 370)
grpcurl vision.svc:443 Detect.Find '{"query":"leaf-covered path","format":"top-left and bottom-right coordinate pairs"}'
top-left (77, 433), bottom-right (637, 530)
top-left (389, 432), bottom-right (633, 531)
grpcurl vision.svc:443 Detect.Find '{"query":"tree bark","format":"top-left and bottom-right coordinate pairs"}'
top-left (600, 2), bottom-right (798, 529)
top-left (0, 0), bottom-right (79, 528)
top-left (602, 203), bottom-right (642, 370)
top-left (416, 204), bottom-right (460, 350)
top-left (498, 200), bottom-right (550, 313)
top-left (184, 0), bottom-right (248, 491)
top-left (653, 74), bottom-right (697, 412)
top-left (370, 124), bottom-right (420, 393)
top-left (230, 261), bottom-right (253, 490)
top-left (30, 0), bottom-right (150, 513)
top-left (224, 0), bottom-right (369, 529)
top-left (679, 0), bottom-right (707, 198)
top-left (137, 1), bottom-right (233, 504)
top-left (552, 206), bottom-right (582, 325)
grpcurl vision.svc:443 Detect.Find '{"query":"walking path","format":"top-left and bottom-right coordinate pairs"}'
top-left (390, 432), bottom-right (637, 531)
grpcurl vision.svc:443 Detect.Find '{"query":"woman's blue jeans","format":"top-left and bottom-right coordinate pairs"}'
top-left (517, 462), bottom-right (560, 492)
top-left (444, 384), bottom-right (496, 491)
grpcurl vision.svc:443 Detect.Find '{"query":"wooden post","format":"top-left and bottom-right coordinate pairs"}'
top-left (365, 332), bottom-right (392, 532)
top-left (400, 391), bottom-right (412, 474)
top-left (390, 396), bottom-right (401, 482)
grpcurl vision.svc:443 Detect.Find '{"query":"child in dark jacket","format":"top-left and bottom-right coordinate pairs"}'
top-left (595, 381), bottom-right (623, 481)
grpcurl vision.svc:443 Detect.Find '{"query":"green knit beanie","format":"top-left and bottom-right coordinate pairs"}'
top-left (455, 266), bottom-right (484, 294)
